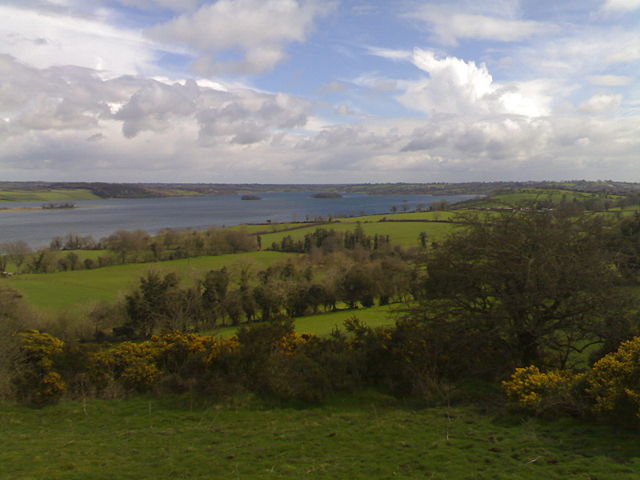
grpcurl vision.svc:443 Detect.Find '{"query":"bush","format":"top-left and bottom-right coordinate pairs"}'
top-left (13, 330), bottom-right (67, 406)
top-left (89, 341), bottom-right (161, 394)
top-left (502, 365), bottom-right (585, 417)
top-left (587, 336), bottom-right (640, 424)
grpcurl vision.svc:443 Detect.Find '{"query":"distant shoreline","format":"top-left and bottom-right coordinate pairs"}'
top-left (0, 205), bottom-right (105, 213)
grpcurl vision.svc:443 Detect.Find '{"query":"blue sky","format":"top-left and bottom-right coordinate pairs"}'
top-left (0, 0), bottom-right (638, 183)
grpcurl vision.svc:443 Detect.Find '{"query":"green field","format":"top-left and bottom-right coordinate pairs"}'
top-left (338, 210), bottom-right (458, 222)
top-left (2, 394), bottom-right (639, 479)
top-left (0, 189), bottom-right (100, 202)
top-left (209, 304), bottom-right (399, 338)
top-left (226, 222), bottom-right (318, 234)
top-left (260, 220), bottom-right (461, 248)
top-left (0, 251), bottom-right (293, 312)
top-left (464, 188), bottom-right (620, 209)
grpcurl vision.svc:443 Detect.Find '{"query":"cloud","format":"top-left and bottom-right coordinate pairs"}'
top-left (366, 47), bottom-right (412, 61)
top-left (109, 0), bottom-right (199, 11)
top-left (86, 133), bottom-right (105, 141)
top-left (146, 0), bottom-right (333, 75)
top-left (352, 74), bottom-right (399, 93)
top-left (515, 29), bottom-right (640, 77)
top-left (579, 94), bottom-right (623, 114)
top-left (602, 0), bottom-right (640, 11)
top-left (397, 50), bottom-right (552, 117)
top-left (0, 5), bottom-right (160, 75)
top-left (588, 75), bottom-right (633, 86)
top-left (0, 55), bottom-right (310, 146)
top-left (316, 81), bottom-right (350, 94)
top-left (409, 6), bottom-right (550, 46)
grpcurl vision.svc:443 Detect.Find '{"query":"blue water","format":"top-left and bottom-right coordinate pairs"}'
top-left (0, 192), bottom-right (475, 247)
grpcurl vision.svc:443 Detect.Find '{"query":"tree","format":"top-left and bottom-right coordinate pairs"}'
top-left (124, 272), bottom-right (181, 338)
top-left (200, 268), bottom-right (230, 325)
top-left (104, 229), bottom-right (149, 263)
top-left (410, 209), bottom-right (630, 369)
top-left (3, 241), bottom-right (31, 273)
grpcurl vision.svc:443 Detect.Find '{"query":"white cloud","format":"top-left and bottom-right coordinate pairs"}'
top-left (146, 0), bottom-right (333, 75)
top-left (109, 0), bottom-right (199, 11)
top-left (588, 75), bottom-right (634, 86)
top-left (352, 74), bottom-right (399, 93)
top-left (317, 81), bottom-right (349, 94)
top-left (398, 50), bottom-right (552, 117)
top-left (366, 47), bottom-right (412, 61)
top-left (517, 30), bottom-right (640, 77)
top-left (579, 93), bottom-right (623, 114)
top-left (0, 55), bottom-right (310, 153)
top-left (0, 5), bottom-right (160, 75)
top-left (602, 0), bottom-right (640, 11)
top-left (409, 6), bottom-right (550, 46)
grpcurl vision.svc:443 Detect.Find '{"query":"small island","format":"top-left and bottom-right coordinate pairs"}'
top-left (42, 202), bottom-right (75, 209)
top-left (311, 192), bottom-right (342, 198)
top-left (241, 194), bottom-right (262, 200)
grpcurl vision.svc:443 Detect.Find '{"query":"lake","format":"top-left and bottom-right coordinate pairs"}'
top-left (0, 192), bottom-right (476, 247)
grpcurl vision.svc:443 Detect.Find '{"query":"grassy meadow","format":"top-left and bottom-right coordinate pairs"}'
top-left (0, 251), bottom-right (293, 313)
top-left (208, 304), bottom-right (399, 338)
top-left (0, 189), bottom-right (100, 202)
top-left (2, 394), bottom-right (639, 480)
top-left (260, 220), bottom-right (460, 248)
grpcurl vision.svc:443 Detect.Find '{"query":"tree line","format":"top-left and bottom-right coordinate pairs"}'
top-left (0, 227), bottom-right (257, 274)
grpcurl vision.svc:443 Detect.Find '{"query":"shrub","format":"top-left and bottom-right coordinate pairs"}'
top-left (503, 365), bottom-right (584, 417)
top-left (89, 341), bottom-right (161, 394)
top-left (587, 336), bottom-right (640, 424)
top-left (13, 330), bottom-right (67, 406)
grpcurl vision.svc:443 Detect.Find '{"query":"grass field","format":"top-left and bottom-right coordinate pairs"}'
top-left (260, 220), bottom-right (461, 248)
top-left (0, 189), bottom-right (100, 202)
top-left (338, 210), bottom-right (458, 222)
top-left (1, 393), bottom-right (639, 479)
top-left (227, 222), bottom-right (320, 234)
top-left (0, 251), bottom-right (293, 312)
top-left (465, 188), bottom-right (620, 209)
top-left (208, 304), bottom-right (399, 338)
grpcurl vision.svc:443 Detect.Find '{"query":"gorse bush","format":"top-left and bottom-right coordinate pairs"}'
top-left (587, 336), bottom-right (640, 424)
top-left (503, 337), bottom-right (640, 425)
top-left (13, 330), bottom-right (67, 406)
top-left (502, 366), bottom-right (585, 417)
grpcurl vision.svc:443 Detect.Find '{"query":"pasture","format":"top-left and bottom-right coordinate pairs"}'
top-left (259, 220), bottom-right (461, 248)
top-left (0, 189), bottom-right (100, 202)
top-left (0, 251), bottom-right (293, 313)
top-left (208, 304), bottom-right (399, 338)
top-left (2, 394), bottom-right (639, 479)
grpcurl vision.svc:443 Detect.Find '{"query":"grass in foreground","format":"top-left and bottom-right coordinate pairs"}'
top-left (1, 393), bottom-right (639, 479)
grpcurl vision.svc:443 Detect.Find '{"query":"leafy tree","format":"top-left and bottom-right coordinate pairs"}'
top-left (3, 241), bottom-right (31, 272)
top-left (104, 229), bottom-right (150, 263)
top-left (124, 272), bottom-right (180, 338)
top-left (410, 209), bottom-right (630, 369)
top-left (200, 268), bottom-right (230, 325)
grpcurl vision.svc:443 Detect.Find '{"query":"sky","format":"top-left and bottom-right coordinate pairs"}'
top-left (0, 0), bottom-right (638, 183)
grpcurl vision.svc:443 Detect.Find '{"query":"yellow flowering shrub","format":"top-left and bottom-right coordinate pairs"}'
top-left (277, 332), bottom-right (314, 357)
top-left (90, 341), bottom-right (161, 393)
top-left (587, 336), bottom-right (640, 421)
top-left (14, 330), bottom-right (67, 406)
top-left (152, 332), bottom-right (213, 374)
top-left (205, 337), bottom-right (240, 365)
top-left (503, 365), bottom-right (583, 416)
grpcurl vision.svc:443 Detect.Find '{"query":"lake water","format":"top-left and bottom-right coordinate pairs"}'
top-left (0, 192), bottom-right (476, 247)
